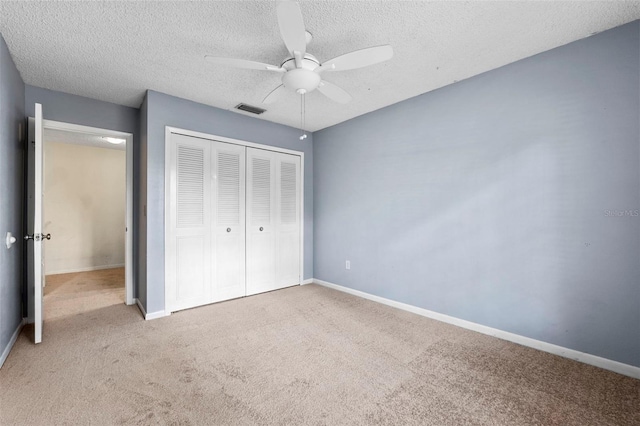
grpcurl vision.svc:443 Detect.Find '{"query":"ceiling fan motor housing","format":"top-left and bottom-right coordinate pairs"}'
top-left (281, 54), bottom-right (321, 94)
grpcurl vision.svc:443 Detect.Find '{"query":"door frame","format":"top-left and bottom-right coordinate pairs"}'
top-left (37, 119), bottom-right (134, 307)
top-left (164, 126), bottom-right (305, 315)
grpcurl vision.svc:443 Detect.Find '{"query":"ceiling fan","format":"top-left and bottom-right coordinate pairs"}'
top-left (205, 0), bottom-right (393, 105)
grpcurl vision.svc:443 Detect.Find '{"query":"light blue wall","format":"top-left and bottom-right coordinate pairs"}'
top-left (25, 86), bottom-right (141, 300)
top-left (0, 33), bottom-right (25, 364)
top-left (137, 94), bottom-right (148, 308)
top-left (141, 90), bottom-right (313, 314)
top-left (25, 86), bottom-right (140, 134)
top-left (313, 22), bottom-right (640, 367)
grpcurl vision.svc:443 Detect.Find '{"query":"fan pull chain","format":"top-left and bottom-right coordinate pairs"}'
top-left (299, 93), bottom-right (307, 140)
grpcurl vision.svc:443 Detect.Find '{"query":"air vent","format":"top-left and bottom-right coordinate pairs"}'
top-left (235, 103), bottom-right (266, 115)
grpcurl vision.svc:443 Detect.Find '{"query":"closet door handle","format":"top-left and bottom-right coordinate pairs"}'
top-left (259, 227), bottom-right (264, 231)
top-left (227, 228), bottom-right (231, 233)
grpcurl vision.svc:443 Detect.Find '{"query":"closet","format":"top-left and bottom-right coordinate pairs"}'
top-left (165, 132), bottom-right (302, 313)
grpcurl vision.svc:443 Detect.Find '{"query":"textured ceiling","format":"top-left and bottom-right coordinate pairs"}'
top-left (2, 1), bottom-right (640, 131)
top-left (45, 129), bottom-right (126, 151)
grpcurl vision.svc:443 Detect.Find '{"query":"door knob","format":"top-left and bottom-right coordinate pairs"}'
top-left (43, 233), bottom-right (51, 240)
top-left (259, 227), bottom-right (264, 231)
top-left (6, 232), bottom-right (17, 249)
top-left (227, 228), bottom-right (231, 233)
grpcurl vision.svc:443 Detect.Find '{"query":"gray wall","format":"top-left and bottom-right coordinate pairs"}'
top-left (141, 90), bottom-right (313, 314)
top-left (0, 34), bottom-right (25, 363)
top-left (25, 86), bottom-right (141, 300)
top-left (313, 22), bottom-right (640, 367)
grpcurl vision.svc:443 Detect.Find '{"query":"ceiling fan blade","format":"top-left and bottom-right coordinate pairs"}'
top-left (317, 45), bottom-right (393, 73)
top-left (263, 85), bottom-right (286, 104)
top-left (205, 56), bottom-right (284, 72)
top-left (317, 80), bottom-right (352, 104)
top-left (277, 1), bottom-right (307, 56)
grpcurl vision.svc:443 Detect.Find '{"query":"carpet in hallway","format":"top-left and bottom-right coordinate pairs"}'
top-left (44, 268), bottom-right (125, 320)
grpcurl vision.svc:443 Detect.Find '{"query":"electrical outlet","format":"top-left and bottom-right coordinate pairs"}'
top-left (345, 260), bottom-right (350, 270)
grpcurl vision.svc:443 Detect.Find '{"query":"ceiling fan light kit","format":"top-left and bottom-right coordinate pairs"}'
top-left (205, 0), bottom-right (394, 111)
top-left (284, 69), bottom-right (320, 94)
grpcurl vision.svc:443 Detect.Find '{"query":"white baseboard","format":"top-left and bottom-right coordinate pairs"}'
top-left (301, 278), bottom-right (314, 285)
top-left (46, 263), bottom-right (125, 275)
top-left (0, 318), bottom-right (25, 369)
top-left (313, 279), bottom-right (640, 379)
top-left (134, 298), bottom-right (168, 321)
top-left (146, 310), bottom-right (169, 320)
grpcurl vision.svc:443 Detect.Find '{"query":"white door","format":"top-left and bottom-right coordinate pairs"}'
top-left (211, 143), bottom-right (246, 302)
top-left (246, 149), bottom-right (277, 296)
top-left (27, 103), bottom-right (45, 343)
top-left (246, 148), bottom-right (301, 295)
top-left (166, 134), bottom-right (212, 312)
top-left (166, 132), bottom-right (302, 312)
top-left (275, 154), bottom-right (302, 289)
top-left (166, 135), bottom-right (247, 312)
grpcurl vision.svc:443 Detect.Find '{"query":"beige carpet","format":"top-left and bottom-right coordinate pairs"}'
top-left (43, 268), bottom-right (125, 320)
top-left (1, 278), bottom-right (638, 425)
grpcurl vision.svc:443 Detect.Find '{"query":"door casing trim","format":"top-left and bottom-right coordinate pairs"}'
top-left (28, 118), bottom-right (135, 308)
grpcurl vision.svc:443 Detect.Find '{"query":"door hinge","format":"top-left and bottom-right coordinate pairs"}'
top-left (24, 233), bottom-right (51, 242)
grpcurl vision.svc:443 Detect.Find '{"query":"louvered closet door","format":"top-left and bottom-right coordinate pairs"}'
top-left (166, 134), bottom-right (212, 312)
top-left (246, 148), bottom-right (301, 295)
top-left (275, 154), bottom-right (301, 288)
top-left (211, 143), bottom-right (246, 302)
top-left (246, 148), bottom-right (277, 296)
top-left (167, 135), bottom-right (301, 312)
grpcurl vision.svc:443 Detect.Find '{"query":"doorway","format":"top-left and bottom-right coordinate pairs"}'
top-left (26, 119), bottom-right (133, 326)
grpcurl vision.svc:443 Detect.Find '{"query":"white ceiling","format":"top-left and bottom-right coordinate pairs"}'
top-left (45, 129), bottom-right (127, 151)
top-left (2, 1), bottom-right (639, 131)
